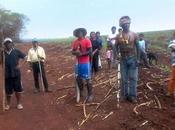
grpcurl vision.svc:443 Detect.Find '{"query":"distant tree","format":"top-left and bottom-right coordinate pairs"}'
top-left (0, 7), bottom-right (29, 43)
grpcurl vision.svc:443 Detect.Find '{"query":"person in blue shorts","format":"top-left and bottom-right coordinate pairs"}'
top-left (71, 28), bottom-right (93, 102)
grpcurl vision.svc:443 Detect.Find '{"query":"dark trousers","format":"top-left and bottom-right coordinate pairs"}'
top-left (92, 54), bottom-right (99, 73)
top-left (32, 62), bottom-right (48, 91)
top-left (76, 77), bottom-right (93, 96)
top-left (140, 50), bottom-right (149, 66)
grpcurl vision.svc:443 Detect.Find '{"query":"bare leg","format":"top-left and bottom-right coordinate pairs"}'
top-left (15, 92), bottom-right (22, 105)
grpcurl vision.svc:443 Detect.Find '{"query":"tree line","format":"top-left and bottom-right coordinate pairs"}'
top-left (0, 6), bottom-right (29, 43)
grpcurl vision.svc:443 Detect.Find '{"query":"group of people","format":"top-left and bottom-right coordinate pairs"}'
top-left (71, 16), bottom-right (175, 105)
top-left (1, 15), bottom-right (175, 111)
top-left (1, 38), bottom-right (51, 111)
top-left (72, 16), bottom-right (140, 103)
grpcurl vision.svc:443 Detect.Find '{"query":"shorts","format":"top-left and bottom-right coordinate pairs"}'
top-left (5, 77), bottom-right (23, 95)
top-left (75, 63), bottom-right (91, 80)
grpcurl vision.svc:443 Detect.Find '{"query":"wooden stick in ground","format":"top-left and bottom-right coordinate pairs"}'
top-left (93, 80), bottom-right (109, 88)
top-left (154, 95), bottom-right (162, 109)
top-left (36, 49), bottom-right (45, 92)
top-left (117, 60), bottom-right (121, 108)
top-left (133, 100), bottom-right (153, 115)
top-left (75, 103), bottom-right (100, 107)
top-left (146, 82), bottom-right (154, 91)
top-left (104, 86), bottom-right (114, 98)
top-left (96, 95), bottom-right (113, 111)
top-left (56, 95), bottom-right (67, 101)
top-left (139, 121), bottom-right (149, 127)
top-left (56, 86), bottom-right (74, 91)
top-left (0, 28), bottom-right (5, 112)
top-left (83, 99), bottom-right (87, 118)
top-left (79, 95), bottom-right (113, 127)
top-left (102, 111), bottom-right (114, 120)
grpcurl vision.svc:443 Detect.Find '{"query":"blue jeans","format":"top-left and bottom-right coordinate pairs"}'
top-left (120, 56), bottom-right (138, 99)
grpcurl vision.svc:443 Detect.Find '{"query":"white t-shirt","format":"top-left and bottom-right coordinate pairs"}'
top-left (138, 40), bottom-right (146, 52)
top-left (107, 33), bottom-right (117, 45)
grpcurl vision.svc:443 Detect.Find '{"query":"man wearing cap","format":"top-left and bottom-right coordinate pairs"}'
top-left (3, 38), bottom-right (26, 110)
top-left (27, 39), bottom-right (51, 93)
top-left (71, 28), bottom-right (93, 102)
top-left (116, 16), bottom-right (140, 103)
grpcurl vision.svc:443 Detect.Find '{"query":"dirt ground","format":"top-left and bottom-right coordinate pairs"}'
top-left (0, 43), bottom-right (174, 130)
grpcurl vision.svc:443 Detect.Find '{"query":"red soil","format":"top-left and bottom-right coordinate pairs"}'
top-left (0, 43), bottom-right (174, 130)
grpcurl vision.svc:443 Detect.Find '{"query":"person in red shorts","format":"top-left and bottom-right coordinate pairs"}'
top-left (71, 28), bottom-right (93, 102)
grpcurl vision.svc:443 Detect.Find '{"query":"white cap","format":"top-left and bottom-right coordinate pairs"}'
top-left (3, 38), bottom-right (13, 44)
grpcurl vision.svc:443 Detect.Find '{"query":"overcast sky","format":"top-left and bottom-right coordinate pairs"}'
top-left (1, 0), bottom-right (175, 38)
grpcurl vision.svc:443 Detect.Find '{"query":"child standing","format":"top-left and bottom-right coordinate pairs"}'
top-left (167, 42), bottom-right (175, 106)
top-left (106, 44), bottom-right (113, 70)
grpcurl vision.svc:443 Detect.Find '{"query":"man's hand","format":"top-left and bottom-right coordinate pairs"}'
top-left (92, 49), bottom-right (98, 56)
top-left (72, 50), bottom-right (81, 56)
top-left (75, 51), bottom-right (82, 57)
top-left (37, 55), bottom-right (44, 60)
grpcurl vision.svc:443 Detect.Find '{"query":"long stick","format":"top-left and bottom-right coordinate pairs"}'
top-left (117, 58), bottom-right (121, 108)
top-left (36, 48), bottom-right (45, 92)
top-left (0, 28), bottom-right (5, 111)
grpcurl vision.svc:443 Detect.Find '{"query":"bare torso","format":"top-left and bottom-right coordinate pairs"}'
top-left (116, 31), bottom-right (138, 58)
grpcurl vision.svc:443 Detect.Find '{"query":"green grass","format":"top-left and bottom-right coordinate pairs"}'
top-left (140, 29), bottom-right (175, 51)
top-left (38, 37), bottom-right (75, 45)
top-left (36, 29), bottom-right (175, 51)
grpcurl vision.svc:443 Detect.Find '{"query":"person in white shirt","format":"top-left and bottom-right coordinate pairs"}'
top-left (107, 26), bottom-right (117, 67)
top-left (27, 39), bottom-right (51, 93)
top-left (138, 33), bottom-right (150, 68)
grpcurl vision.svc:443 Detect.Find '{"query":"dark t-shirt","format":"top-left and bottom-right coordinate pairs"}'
top-left (96, 38), bottom-right (103, 49)
top-left (91, 39), bottom-right (101, 55)
top-left (5, 48), bottom-right (26, 78)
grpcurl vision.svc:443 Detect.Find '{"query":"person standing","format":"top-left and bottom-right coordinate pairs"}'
top-left (106, 44), bottom-right (113, 70)
top-left (27, 39), bottom-right (51, 93)
top-left (116, 16), bottom-right (140, 103)
top-left (3, 38), bottom-right (26, 110)
top-left (72, 28), bottom-right (93, 102)
top-left (138, 33), bottom-right (150, 68)
top-left (96, 31), bottom-right (103, 69)
top-left (107, 26), bottom-right (117, 68)
top-left (90, 31), bottom-right (101, 75)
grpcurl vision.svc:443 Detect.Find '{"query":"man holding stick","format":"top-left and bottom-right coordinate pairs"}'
top-left (116, 16), bottom-right (140, 103)
top-left (27, 39), bottom-right (51, 93)
top-left (71, 28), bottom-right (93, 102)
top-left (3, 38), bottom-right (26, 110)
